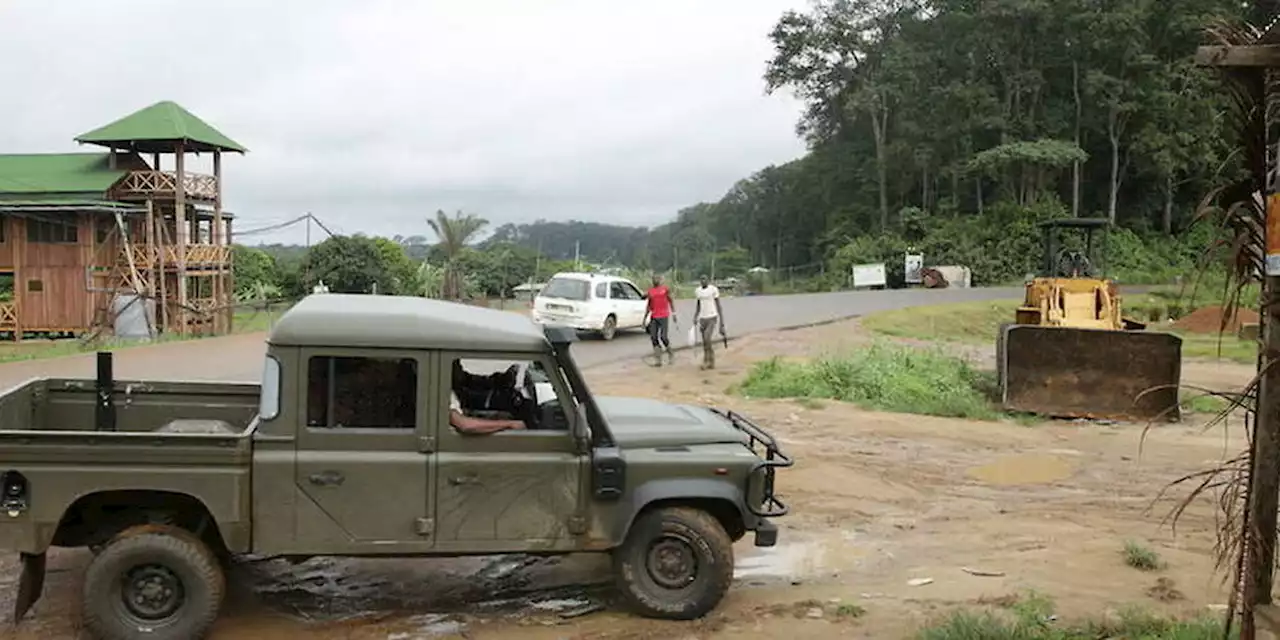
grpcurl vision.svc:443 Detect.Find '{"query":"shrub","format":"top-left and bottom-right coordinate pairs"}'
top-left (737, 342), bottom-right (998, 420)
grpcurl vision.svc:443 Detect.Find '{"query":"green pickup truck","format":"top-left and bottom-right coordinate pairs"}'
top-left (0, 294), bottom-right (791, 640)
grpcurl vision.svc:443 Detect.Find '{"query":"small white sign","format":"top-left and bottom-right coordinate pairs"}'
top-left (905, 253), bottom-right (924, 284)
top-left (851, 263), bottom-right (887, 288)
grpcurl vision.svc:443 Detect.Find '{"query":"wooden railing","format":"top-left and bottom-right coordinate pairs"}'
top-left (124, 244), bottom-right (231, 267)
top-left (116, 171), bottom-right (219, 201)
top-left (0, 302), bottom-right (15, 328)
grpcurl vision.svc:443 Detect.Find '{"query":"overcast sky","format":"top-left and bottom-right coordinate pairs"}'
top-left (0, 0), bottom-right (807, 245)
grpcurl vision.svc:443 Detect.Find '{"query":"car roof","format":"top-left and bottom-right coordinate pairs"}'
top-left (548, 271), bottom-right (632, 282)
top-left (268, 294), bottom-right (550, 352)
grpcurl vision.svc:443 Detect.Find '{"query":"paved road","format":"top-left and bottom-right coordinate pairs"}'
top-left (0, 287), bottom-right (1025, 388)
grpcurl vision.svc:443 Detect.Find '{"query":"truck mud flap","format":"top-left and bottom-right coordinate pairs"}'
top-left (999, 325), bottom-right (1182, 422)
top-left (13, 552), bottom-right (45, 624)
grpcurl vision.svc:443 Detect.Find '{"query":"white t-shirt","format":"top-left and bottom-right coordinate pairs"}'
top-left (695, 285), bottom-right (720, 319)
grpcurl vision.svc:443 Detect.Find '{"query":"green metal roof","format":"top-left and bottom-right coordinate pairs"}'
top-left (0, 153), bottom-right (128, 195)
top-left (75, 101), bottom-right (247, 154)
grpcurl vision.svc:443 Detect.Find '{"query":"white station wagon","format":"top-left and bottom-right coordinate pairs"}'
top-left (532, 272), bottom-right (648, 340)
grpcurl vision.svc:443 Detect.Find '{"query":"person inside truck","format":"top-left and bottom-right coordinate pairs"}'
top-left (448, 389), bottom-right (525, 434)
top-left (449, 360), bottom-right (527, 434)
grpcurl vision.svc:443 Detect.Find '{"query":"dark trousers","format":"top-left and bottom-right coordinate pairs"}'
top-left (648, 316), bottom-right (670, 349)
top-left (699, 316), bottom-right (718, 366)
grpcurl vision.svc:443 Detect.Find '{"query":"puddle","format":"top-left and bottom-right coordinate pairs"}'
top-left (967, 453), bottom-right (1075, 485)
top-left (239, 554), bottom-right (609, 622)
top-left (735, 540), bottom-right (826, 580)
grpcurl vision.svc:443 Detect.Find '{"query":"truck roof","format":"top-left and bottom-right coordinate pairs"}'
top-left (268, 294), bottom-right (551, 352)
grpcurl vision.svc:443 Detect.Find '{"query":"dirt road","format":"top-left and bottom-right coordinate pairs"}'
top-left (0, 316), bottom-right (1244, 639)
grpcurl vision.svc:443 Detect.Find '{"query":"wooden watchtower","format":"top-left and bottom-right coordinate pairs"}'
top-left (0, 101), bottom-right (244, 339)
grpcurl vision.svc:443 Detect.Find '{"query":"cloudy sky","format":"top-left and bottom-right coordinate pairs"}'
top-left (0, 0), bottom-right (808, 245)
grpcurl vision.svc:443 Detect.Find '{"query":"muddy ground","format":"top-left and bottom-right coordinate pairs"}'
top-left (0, 319), bottom-right (1248, 639)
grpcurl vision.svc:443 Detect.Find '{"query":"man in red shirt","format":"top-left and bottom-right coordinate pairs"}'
top-left (642, 275), bottom-right (677, 366)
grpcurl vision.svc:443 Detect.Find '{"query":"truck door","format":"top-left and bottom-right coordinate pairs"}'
top-left (435, 354), bottom-right (585, 551)
top-left (292, 349), bottom-right (436, 554)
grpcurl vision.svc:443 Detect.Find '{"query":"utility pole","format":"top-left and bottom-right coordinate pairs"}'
top-left (574, 240), bottom-right (581, 271)
top-left (1196, 31), bottom-right (1280, 640)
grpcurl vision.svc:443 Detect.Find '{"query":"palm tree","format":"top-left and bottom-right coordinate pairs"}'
top-left (427, 209), bottom-right (488, 299)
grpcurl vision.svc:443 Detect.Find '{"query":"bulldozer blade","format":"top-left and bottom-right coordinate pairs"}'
top-left (12, 552), bottom-right (45, 625)
top-left (998, 325), bottom-right (1182, 422)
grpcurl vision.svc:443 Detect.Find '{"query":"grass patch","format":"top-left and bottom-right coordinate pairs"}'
top-left (917, 593), bottom-right (1229, 640)
top-left (1122, 540), bottom-right (1164, 571)
top-left (1178, 332), bottom-right (1257, 364)
top-left (860, 299), bottom-right (1258, 364)
top-left (1181, 393), bottom-right (1230, 415)
top-left (860, 300), bottom-right (1015, 344)
top-left (737, 342), bottom-right (998, 420)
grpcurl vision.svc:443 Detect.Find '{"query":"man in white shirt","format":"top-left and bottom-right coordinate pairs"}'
top-left (693, 275), bottom-right (726, 370)
top-left (449, 390), bottom-right (525, 434)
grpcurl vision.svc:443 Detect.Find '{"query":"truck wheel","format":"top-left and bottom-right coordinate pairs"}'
top-left (613, 506), bottom-right (734, 620)
top-left (82, 525), bottom-right (225, 640)
top-left (601, 315), bottom-right (618, 341)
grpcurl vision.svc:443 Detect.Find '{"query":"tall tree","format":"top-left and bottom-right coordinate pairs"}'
top-left (427, 209), bottom-right (489, 300)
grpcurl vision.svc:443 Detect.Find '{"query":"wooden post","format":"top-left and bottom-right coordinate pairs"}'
top-left (156, 207), bottom-right (167, 333)
top-left (174, 143), bottom-right (187, 335)
top-left (213, 150), bottom-right (223, 334)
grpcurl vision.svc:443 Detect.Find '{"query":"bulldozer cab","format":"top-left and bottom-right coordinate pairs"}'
top-left (1037, 218), bottom-right (1108, 279)
top-left (998, 217), bottom-right (1182, 422)
top-left (1016, 218), bottom-right (1120, 331)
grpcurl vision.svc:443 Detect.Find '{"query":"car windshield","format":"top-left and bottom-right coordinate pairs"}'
top-left (541, 277), bottom-right (590, 301)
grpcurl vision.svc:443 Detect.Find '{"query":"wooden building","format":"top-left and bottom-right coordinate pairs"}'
top-left (0, 101), bottom-right (245, 339)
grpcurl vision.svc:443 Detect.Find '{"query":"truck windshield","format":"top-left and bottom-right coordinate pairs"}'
top-left (260, 356), bottom-right (281, 420)
top-left (541, 277), bottom-right (590, 301)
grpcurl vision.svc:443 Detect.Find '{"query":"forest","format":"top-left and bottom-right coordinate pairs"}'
top-left (237, 0), bottom-right (1246, 298)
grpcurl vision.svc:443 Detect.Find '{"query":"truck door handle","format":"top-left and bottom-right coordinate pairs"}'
top-left (448, 475), bottom-right (479, 486)
top-left (308, 471), bottom-right (345, 486)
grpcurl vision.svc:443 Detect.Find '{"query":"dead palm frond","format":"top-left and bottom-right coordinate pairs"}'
top-left (1159, 18), bottom-right (1275, 639)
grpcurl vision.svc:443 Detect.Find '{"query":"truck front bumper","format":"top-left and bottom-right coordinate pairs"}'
top-left (753, 518), bottom-right (778, 547)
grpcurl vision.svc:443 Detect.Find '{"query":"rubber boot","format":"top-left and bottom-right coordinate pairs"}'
top-left (665, 347), bottom-right (674, 365)
top-left (651, 345), bottom-right (664, 367)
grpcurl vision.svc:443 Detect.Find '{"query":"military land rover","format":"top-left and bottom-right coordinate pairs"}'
top-left (0, 294), bottom-right (791, 640)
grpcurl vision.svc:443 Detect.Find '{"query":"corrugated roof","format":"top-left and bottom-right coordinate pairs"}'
top-left (0, 153), bottom-right (129, 195)
top-left (75, 101), bottom-right (247, 154)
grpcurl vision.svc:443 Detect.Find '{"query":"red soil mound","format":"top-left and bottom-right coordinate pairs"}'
top-left (1172, 305), bottom-right (1259, 334)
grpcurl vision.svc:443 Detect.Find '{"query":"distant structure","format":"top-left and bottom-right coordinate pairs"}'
top-left (0, 101), bottom-right (244, 339)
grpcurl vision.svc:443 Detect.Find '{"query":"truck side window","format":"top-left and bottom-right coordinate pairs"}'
top-left (307, 356), bottom-right (417, 429)
top-left (452, 357), bottom-right (569, 431)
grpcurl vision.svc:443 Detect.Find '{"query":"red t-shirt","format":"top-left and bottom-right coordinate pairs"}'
top-left (646, 285), bottom-right (672, 318)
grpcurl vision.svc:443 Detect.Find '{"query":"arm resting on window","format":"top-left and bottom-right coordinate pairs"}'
top-left (450, 410), bottom-right (525, 434)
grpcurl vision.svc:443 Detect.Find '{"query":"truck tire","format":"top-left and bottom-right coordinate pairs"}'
top-left (613, 506), bottom-right (734, 620)
top-left (81, 524), bottom-right (225, 640)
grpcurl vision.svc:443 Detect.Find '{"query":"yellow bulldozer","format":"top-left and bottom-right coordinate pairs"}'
top-left (995, 218), bottom-right (1183, 422)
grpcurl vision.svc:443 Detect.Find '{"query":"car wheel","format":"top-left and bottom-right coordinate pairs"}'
top-left (613, 506), bottom-right (734, 620)
top-left (601, 315), bottom-right (618, 341)
top-left (82, 524), bottom-right (226, 640)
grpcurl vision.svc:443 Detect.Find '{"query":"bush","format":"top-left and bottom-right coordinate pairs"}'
top-left (916, 593), bottom-right (1232, 640)
top-left (737, 343), bottom-right (998, 419)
